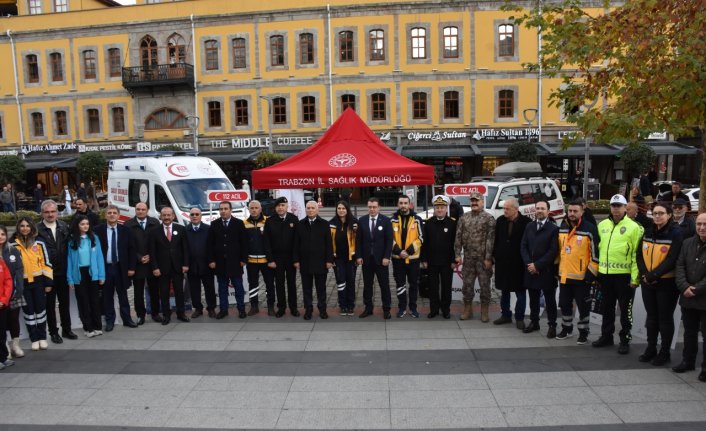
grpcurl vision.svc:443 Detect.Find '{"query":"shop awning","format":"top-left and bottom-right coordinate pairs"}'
top-left (22, 157), bottom-right (77, 170)
top-left (640, 141), bottom-right (699, 155)
top-left (402, 145), bottom-right (475, 158)
top-left (544, 141), bottom-right (699, 157)
top-left (202, 150), bottom-right (262, 162)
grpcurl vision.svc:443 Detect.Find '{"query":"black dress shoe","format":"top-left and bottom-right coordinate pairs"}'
top-left (290, 309), bottom-right (300, 317)
top-left (359, 309), bottom-right (373, 318)
top-left (247, 306), bottom-right (259, 317)
top-left (638, 347), bottom-right (657, 363)
top-left (62, 330), bottom-right (78, 340)
top-left (123, 320), bottom-right (138, 328)
top-left (176, 314), bottom-right (190, 323)
top-left (617, 342), bottom-right (630, 355)
top-left (427, 311), bottom-right (439, 319)
top-left (303, 311), bottom-right (312, 320)
top-left (136, 316), bottom-right (146, 325)
top-left (191, 309), bottom-right (203, 319)
top-left (523, 322), bottom-right (540, 333)
top-left (698, 370), bottom-right (706, 382)
top-left (161, 316), bottom-right (170, 325)
top-left (207, 310), bottom-right (217, 318)
top-left (151, 314), bottom-right (163, 323)
top-left (592, 336), bottom-right (614, 348)
top-left (320, 310), bottom-right (329, 319)
top-left (216, 310), bottom-right (228, 319)
top-left (275, 309), bottom-right (285, 318)
top-left (672, 361), bottom-right (695, 373)
top-left (383, 311), bottom-right (391, 320)
top-left (442, 312), bottom-right (451, 319)
top-left (268, 308), bottom-right (275, 317)
top-left (238, 310), bottom-right (247, 319)
top-left (50, 333), bottom-right (63, 344)
top-left (105, 323), bottom-right (114, 332)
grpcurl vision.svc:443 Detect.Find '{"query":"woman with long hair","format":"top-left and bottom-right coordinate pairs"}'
top-left (329, 200), bottom-right (358, 315)
top-left (67, 215), bottom-right (105, 338)
top-left (0, 225), bottom-right (25, 361)
top-left (13, 217), bottom-right (53, 351)
top-left (0, 226), bottom-right (16, 370)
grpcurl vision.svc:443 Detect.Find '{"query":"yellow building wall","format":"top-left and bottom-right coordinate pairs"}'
top-left (474, 78), bottom-right (538, 127)
top-left (399, 80), bottom-right (472, 127)
top-left (475, 10), bottom-right (538, 71)
top-left (0, 104), bottom-right (20, 144)
top-left (0, 43), bottom-right (15, 96)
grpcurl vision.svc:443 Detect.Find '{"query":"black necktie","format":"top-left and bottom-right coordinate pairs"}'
top-left (140, 220), bottom-right (145, 230)
top-left (371, 218), bottom-right (376, 239)
top-left (110, 227), bottom-right (117, 263)
top-left (537, 221), bottom-right (543, 232)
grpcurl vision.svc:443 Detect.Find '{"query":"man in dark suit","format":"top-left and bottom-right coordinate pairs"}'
top-left (293, 200), bottom-right (334, 320)
top-left (264, 197), bottom-right (300, 317)
top-left (185, 207), bottom-right (216, 318)
top-left (125, 202), bottom-right (162, 324)
top-left (207, 201), bottom-right (248, 319)
top-left (355, 197), bottom-right (393, 319)
top-left (420, 195), bottom-right (457, 319)
top-left (520, 199), bottom-right (560, 338)
top-left (72, 198), bottom-right (100, 228)
top-left (149, 206), bottom-right (190, 325)
top-left (95, 205), bottom-right (137, 331)
top-left (37, 199), bottom-right (75, 343)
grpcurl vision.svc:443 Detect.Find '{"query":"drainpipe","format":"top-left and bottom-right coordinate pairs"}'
top-left (190, 14), bottom-right (199, 153)
top-left (327, 4), bottom-right (333, 125)
top-left (536, 0), bottom-right (543, 143)
top-left (7, 30), bottom-right (25, 146)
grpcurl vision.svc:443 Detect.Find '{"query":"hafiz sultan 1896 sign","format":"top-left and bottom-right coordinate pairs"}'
top-left (471, 128), bottom-right (540, 142)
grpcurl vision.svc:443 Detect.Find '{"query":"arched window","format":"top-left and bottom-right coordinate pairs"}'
top-left (498, 89), bottom-right (514, 118)
top-left (204, 39), bottom-right (219, 70)
top-left (498, 24), bottom-right (514, 57)
top-left (341, 94), bottom-right (356, 112)
top-left (140, 35), bottom-right (159, 68)
top-left (339, 31), bottom-right (354, 62)
top-left (371, 93), bottom-right (386, 120)
top-left (443, 26), bottom-right (459, 58)
top-left (301, 96), bottom-right (316, 123)
top-left (412, 92), bottom-right (427, 119)
top-left (270, 35), bottom-right (284, 66)
top-left (272, 97), bottom-right (287, 124)
top-left (411, 27), bottom-right (426, 59)
top-left (299, 33), bottom-right (314, 64)
top-left (167, 33), bottom-right (186, 64)
top-left (145, 108), bottom-right (187, 130)
top-left (369, 29), bottom-right (385, 61)
top-left (444, 91), bottom-right (459, 118)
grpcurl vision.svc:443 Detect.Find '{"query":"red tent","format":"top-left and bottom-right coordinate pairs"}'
top-left (252, 109), bottom-right (435, 189)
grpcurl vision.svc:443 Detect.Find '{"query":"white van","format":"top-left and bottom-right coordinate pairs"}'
top-left (107, 156), bottom-right (247, 225)
top-left (433, 177), bottom-right (566, 223)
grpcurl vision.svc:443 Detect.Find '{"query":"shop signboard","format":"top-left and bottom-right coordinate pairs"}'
top-left (471, 127), bottom-right (540, 142)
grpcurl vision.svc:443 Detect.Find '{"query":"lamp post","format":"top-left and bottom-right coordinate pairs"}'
top-left (259, 96), bottom-right (274, 153)
top-left (522, 108), bottom-right (539, 145)
top-left (186, 115), bottom-right (199, 155)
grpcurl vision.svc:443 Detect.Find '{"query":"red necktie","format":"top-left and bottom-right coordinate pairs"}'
top-left (166, 226), bottom-right (172, 241)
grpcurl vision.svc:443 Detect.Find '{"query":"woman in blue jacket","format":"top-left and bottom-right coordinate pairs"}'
top-left (67, 215), bottom-right (105, 338)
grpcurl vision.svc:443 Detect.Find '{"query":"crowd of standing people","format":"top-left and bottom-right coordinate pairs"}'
top-left (0, 190), bottom-right (704, 384)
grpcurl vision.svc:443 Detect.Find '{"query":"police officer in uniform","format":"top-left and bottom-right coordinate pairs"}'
top-left (454, 192), bottom-right (496, 322)
top-left (263, 197), bottom-right (300, 317)
top-left (420, 195), bottom-right (457, 319)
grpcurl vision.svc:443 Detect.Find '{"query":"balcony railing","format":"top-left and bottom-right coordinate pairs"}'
top-left (122, 63), bottom-right (194, 91)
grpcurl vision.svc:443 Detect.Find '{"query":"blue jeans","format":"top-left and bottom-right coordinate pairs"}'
top-left (500, 289), bottom-right (526, 320)
top-left (217, 274), bottom-right (245, 312)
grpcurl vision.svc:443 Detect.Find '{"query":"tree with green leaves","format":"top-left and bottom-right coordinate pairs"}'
top-left (254, 151), bottom-right (285, 169)
top-left (505, 0), bottom-right (706, 209)
top-left (620, 144), bottom-right (656, 180)
top-left (0, 155), bottom-right (26, 186)
top-left (507, 140), bottom-right (539, 163)
top-left (76, 152), bottom-right (107, 182)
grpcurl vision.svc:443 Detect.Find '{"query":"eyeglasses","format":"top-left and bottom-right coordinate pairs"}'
top-left (470, 198), bottom-right (480, 202)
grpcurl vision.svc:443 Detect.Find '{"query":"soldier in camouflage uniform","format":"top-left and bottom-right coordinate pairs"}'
top-left (454, 191), bottom-right (496, 322)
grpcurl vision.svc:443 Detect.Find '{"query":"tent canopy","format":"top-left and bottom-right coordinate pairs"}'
top-left (252, 109), bottom-right (435, 189)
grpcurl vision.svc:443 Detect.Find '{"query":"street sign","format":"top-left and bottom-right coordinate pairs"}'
top-left (207, 190), bottom-right (250, 203)
top-left (444, 184), bottom-right (487, 196)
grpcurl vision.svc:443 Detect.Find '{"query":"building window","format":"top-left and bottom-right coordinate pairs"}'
top-left (108, 48), bottom-right (121, 77)
top-left (140, 36), bottom-right (158, 68)
top-left (54, 0), bottom-right (68, 12)
top-left (204, 40), bottom-right (219, 71)
top-left (412, 92), bottom-right (427, 119)
top-left (168, 34), bottom-right (186, 64)
top-left (301, 96), bottom-right (316, 123)
top-left (498, 89), bottom-right (514, 118)
top-left (26, 54), bottom-right (39, 83)
top-left (55, 111), bottom-right (68, 135)
top-left (270, 35), bottom-right (284, 66)
top-left (232, 38), bottom-right (246, 69)
top-left (411, 27), bottom-right (426, 59)
top-left (444, 91), bottom-right (459, 119)
top-left (443, 26), bottom-right (459, 58)
top-left (341, 94), bottom-right (356, 112)
top-left (272, 97), bottom-right (286, 124)
top-left (145, 108), bottom-right (187, 130)
top-left (498, 24), bottom-right (514, 57)
top-left (50, 53), bottom-right (63, 82)
top-left (371, 93), bottom-right (386, 120)
top-left (234, 99), bottom-right (248, 126)
top-left (83, 50), bottom-right (97, 79)
top-left (28, 0), bottom-right (41, 15)
top-left (369, 29), bottom-right (385, 61)
top-left (339, 31), bottom-right (353, 62)
top-left (299, 33), bottom-right (314, 65)
top-left (31, 112), bottom-right (44, 137)
top-left (87, 109), bottom-right (100, 134)
top-left (207, 101), bottom-right (222, 127)
top-left (112, 107), bottom-right (125, 133)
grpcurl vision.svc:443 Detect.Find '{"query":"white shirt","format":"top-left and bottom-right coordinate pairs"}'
top-left (44, 220), bottom-right (57, 240)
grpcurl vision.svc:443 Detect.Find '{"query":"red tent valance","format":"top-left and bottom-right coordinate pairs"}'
top-left (252, 109), bottom-right (435, 189)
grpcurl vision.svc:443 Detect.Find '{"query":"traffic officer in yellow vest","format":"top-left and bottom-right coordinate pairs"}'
top-left (557, 199), bottom-right (600, 345)
top-left (454, 191), bottom-right (496, 322)
top-left (391, 194), bottom-right (424, 318)
top-left (593, 194), bottom-right (644, 354)
top-left (244, 200), bottom-right (275, 316)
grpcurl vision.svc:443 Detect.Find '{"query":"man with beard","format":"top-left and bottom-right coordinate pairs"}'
top-left (390, 194), bottom-right (424, 318)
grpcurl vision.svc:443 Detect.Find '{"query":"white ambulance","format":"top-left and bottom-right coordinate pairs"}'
top-left (107, 156), bottom-right (247, 225)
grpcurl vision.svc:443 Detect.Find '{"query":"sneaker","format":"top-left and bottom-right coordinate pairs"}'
top-left (0, 362), bottom-right (4, 371)
top-left (396, 309), bottom-right (406, 318)
top-left (555, 328), bottom-right (574, 340)
top-left (577, 331), bottom-right (589, 345)
top-left (31, 341), bottom-right (40, 351)
top-left (410, 309), bottom-right (420, 318)
top-left (38, 340), bottom-right (48, 350)
top-left (85, 331), bottom-right (96, 338)
top-left (94, 330), bottom-right (103, 336)
top-left (3, 359), bottom-right (15, 368)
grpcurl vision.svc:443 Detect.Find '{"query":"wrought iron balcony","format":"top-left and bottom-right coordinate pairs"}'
top-left (122, 63), bottom-right (194, 94)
